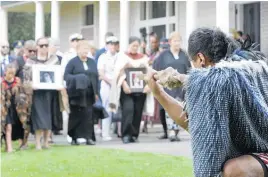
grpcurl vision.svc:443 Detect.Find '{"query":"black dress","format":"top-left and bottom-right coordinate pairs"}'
top-left (4, 80), bottom-right (24, 140)
top-left (64, 56), bottom-right (98, 141)
top-left (31, 90), bottom-right (55, 131)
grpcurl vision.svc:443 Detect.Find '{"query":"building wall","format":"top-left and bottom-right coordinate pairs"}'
top-left (59, 2), bottom-right (81, 52)
top-left (57, 1), bottom-right (267, 55)
top-left (261, 2), bottom-right (268, 56)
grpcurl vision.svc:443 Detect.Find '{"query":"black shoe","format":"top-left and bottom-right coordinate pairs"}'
top-left (169, 136), bottom-right (181, 142)
top-left (71, 139), bottom-right (80, 145)
top-left (158, 134), bottom-right (168, 139)
top-left (122, 136), bottom-right (131, 144)
top-left (130, 137), bottom-right (139, 143)
top-left (86, 139), bottom-right (96, 145)
top-left (53, 131), bottom-right (63, 135)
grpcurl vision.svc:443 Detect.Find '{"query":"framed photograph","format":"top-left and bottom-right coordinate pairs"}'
top-left (125, 67), bottom-right (146, 93)
top-left (32, 64), bottom-right (64, 90)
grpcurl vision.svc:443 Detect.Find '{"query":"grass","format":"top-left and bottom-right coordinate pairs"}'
top-left (1, 144), bottom-right (193, 177)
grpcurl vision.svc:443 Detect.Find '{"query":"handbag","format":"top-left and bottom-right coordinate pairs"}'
top-left (112, 106), bottom-right (122, 122)
top-left (93, 99), bottom-right (109, 120)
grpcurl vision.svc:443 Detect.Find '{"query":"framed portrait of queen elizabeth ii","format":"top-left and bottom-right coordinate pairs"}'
top-left (125, 67), bottom-right (146, 93)
top-left (32, 64), bottom-right (63, 90)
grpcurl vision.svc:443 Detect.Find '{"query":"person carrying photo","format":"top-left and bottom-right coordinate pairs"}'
top-left (19, 37), bottom-right (65, 150)
top-left (109, 36), bottom-right (150, 144)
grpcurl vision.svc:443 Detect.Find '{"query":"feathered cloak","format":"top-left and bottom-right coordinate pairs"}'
top-left (185, 60), bottom-right (268, 176)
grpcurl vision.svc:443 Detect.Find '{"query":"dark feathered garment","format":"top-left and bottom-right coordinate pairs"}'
top-left (185, 55), bottom-right (268, 176)
top-left (1, 77), bottom-right (22, 130)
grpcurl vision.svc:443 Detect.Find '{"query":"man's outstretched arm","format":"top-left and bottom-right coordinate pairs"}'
top-left (145, 69), bottom-right (189, 131)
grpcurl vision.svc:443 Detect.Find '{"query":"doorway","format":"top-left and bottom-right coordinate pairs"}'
top-left (243, 2), bottom-right (260, 50)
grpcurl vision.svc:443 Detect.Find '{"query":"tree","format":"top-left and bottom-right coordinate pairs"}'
top-left (8, 12), bottom-right (51, 48)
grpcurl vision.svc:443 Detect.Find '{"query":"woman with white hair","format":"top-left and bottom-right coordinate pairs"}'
top-left (64, 40), bottom-right (99, 145)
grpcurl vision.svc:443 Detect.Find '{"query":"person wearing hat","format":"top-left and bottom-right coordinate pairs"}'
top-left (94, 32), bottom-right (114, 65)
top-left (12, 40), bottom-right (24, 58)
top-left (97, 36), bottom-right (120, 141)
top-left (159, 38), bottom-right (170, 52)
top-left (0, 41), bottom-right (15, 77)
top-left (61, 33), bottom-right (83, 73)
top-left (94, 32), bottom-right (114, 135)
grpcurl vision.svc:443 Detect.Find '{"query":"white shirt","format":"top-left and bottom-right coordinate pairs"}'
top-left (97, 51), bottom-right (118, 80)
top-left (1, 55), bottom-right (10, 73)
top-left (61, 48), bottom-right (77, 72)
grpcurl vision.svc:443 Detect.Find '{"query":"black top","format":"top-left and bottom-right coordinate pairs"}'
top-left (64, 56), bottom-right (99, 107)
top-left (153, 49), bottom-right (191, 102)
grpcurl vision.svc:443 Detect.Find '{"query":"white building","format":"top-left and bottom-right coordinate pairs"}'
top-left (1, 1), bottom-right (267, 56)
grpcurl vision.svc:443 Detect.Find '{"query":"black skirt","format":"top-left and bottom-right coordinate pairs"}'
top-left (68, 105), bottom-right (94, 140)
top-left (31, 90), bottom-right (54, 131)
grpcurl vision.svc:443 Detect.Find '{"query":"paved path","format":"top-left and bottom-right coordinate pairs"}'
top-left (31, 125), bottom-right (193, 158)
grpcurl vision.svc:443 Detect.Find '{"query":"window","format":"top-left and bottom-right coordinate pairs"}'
top-left (170, 1), bottom-right (175, 16)
top-left (169, 23), bottom-right (176, 33)
top-left (151, 25), bottom-right (166, 39)
top-left (150, 1), bottom-right (166, 19)
top-left (85, 4), bottom-right (94, 26)
top-left (140, 1), bottom-right (146, 20)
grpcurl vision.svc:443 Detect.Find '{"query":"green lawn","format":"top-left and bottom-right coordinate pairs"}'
top-left (1, 145), bottom-right (193, 177)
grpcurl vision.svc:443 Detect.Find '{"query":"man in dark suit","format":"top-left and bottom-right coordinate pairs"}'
top-left (1, 41), bottom-right (15, 77)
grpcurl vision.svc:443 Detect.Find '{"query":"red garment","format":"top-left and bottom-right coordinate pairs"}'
top-left (1, 77), bottom-right (19, 90)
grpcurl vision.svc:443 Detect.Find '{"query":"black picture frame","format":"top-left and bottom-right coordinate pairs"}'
top-left (125, 67), bottom-right (146, 93)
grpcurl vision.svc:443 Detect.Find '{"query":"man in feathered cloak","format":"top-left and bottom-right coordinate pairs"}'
top-left (145, 28), bottom-right (268, 177)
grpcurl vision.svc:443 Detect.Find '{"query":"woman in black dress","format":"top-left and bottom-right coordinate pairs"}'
top-left (64, 40), bottom-right (99, 145)
top-left (29, 37), bottom-right (62, 150)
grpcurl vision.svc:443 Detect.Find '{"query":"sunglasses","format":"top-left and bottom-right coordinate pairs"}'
top-left (38, 44), bottom-right (49, 48)
top-left (2, 46), bottom-right (9, 49)
top-left (28, 49), bottom-right (36, 53)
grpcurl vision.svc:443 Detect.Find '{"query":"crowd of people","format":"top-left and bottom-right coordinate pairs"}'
top-left (0, 30), bottom-right (189, 151)
top-left (1, 27), bottom-right (268, 176)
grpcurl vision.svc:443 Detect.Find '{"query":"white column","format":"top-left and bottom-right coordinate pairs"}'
top-left (35, 1), bottom-right (45, 40)
top-left (120, 0), bottom-right (130, 52)
top-left (236, 4), bottom-right (244, 31)
top-left (51, 1), bottom-right (60, 40)
top-left (216, 0), bottom-right (230, 35)
top-left (175, 1), bottom-right (180, 32)
top-left (186, 1), bottom-right (197, 44)
top-left (166, 2), bottom-right (170, 38)
top-left (99, 0), bottom-right (108, 48)
top-left (0, 6), bottom-right (8, 42)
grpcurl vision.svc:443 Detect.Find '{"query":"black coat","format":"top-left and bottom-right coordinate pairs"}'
top-left (64, 56), bottom-right (108, 120)
top-left (64, 56), bottom-right (99, 107)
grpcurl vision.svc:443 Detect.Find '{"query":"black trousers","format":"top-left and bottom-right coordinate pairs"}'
top-left (160, 108), bottom-right (168, 135)
top-left (120, 91), bottom-right (146, 138)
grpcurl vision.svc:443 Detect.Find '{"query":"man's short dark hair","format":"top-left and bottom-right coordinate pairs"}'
top-left (149, 32), bottom-right (159, 41)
